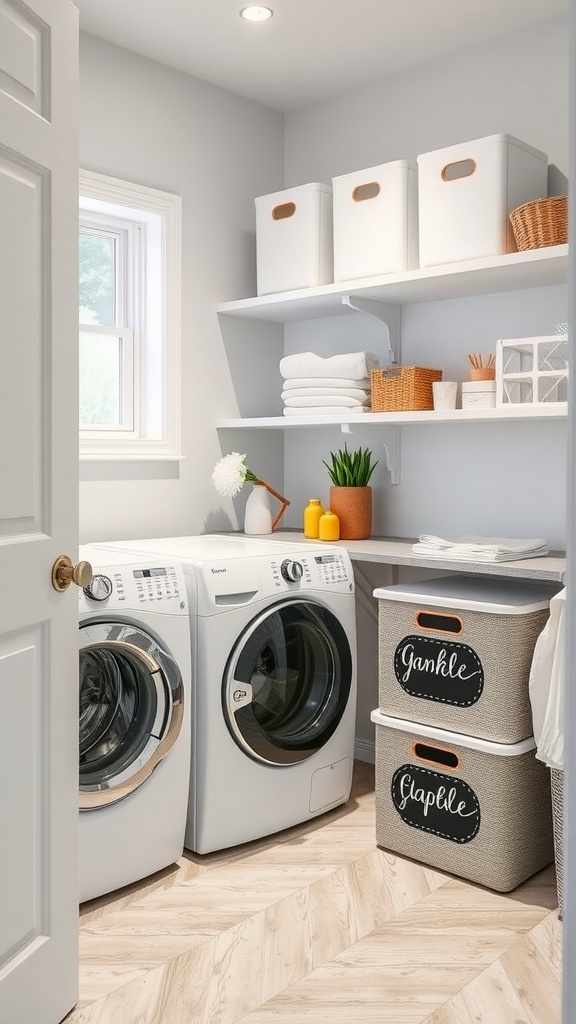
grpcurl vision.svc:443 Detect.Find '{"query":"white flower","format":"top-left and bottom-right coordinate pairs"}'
top-left (212, 452), bottom-right (257, 498)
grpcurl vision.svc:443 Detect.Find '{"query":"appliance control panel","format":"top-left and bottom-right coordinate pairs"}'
top-left (79, 562), bottom-right (187, 613)
top-left (270, 549), bottom-right (353, 592)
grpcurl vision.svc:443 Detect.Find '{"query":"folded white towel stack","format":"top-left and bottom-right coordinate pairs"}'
top-left (280, 351), bottom-right (379, 380)
top-left (283, 406), bottom-right (368, 416)
top-left (411, 534), bottom-right (550, 563)
top-left (279, 352), bottom-right (377, 415)
top-left (281, 377), bottom-right (370, 390)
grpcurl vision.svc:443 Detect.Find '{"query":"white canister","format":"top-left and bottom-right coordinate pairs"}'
top-left (461, 380), bottom-right (497, 409)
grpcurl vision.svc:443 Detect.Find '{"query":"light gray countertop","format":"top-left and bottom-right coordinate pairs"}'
top-left (275, 530), bottom-right (566, 583)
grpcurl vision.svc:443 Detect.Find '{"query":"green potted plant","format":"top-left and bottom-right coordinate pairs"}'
top-left (323, 444), bottom-right (378, 540)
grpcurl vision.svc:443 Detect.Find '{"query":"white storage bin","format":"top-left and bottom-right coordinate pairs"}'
top-left (332, 160), bottom-right (418, 281)
top-left (371, 709), bottom-right (554, 892)
top-left (254, 183), bottom-right (333, 295)
top-left (461, 380), bottom-right (496, 409)
top-left (417, 134), bottom-right (548, 267)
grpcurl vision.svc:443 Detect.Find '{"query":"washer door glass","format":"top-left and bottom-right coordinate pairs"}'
top-left (224, 600), bottom-right (352, 765)
top-left (79, 620), bottom-right (184, 808)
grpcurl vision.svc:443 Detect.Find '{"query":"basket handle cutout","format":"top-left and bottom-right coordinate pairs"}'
top-left (412, 741), bottom-right (460, 771)
top-left (272, 202), bottom-right (296, 221)
top-left (352, 181), bottom-right (380, 202)
top-left (415, 610), bottom-right (464, 635)
top-left (441, 158), bottom-right (476, 182)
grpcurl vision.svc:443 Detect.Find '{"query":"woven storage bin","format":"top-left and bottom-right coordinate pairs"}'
top-left (371, 710), bottom-right (554, 892)
top-left (371, 366), bottom-right (442, 412)
top-left (375, 576), bottom-right (558, 744)
top-left (509, 196), bottom-right (568, 251)
top-left (550, 767), bottom-right (564, 919)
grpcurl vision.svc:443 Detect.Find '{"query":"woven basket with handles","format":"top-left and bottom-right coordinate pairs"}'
top-left (509, 196), bottom-right (568, 251)
top-left (371, 366), bottom-right (443, 412)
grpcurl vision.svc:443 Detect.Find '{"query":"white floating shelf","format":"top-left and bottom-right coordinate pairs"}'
top-left (216, 245), bottom-right (568, 323)
top-left (216, 403), bottom-right (568, 429)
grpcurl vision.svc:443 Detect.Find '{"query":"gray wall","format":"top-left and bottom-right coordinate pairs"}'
top-left (78, 33), bottom-right (285, 543)
top-left (280, 15), bottom-right (569, 750)
top-left (78, 20), bottom-right (569, 757)
top-left (281, 15), bottom-right (568, 543)
top-left (284, 17), bottom-right (568, 188)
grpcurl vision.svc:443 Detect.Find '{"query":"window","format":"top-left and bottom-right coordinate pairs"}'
top-left (79, 170), bottom-right (182, 460)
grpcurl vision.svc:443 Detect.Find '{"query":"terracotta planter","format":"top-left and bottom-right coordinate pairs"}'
top-left (329, 486), bottom-right (372, 540)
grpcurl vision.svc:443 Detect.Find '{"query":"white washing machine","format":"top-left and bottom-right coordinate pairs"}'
top-left (78, 546), bottom-right (192, 902)
top-left (93, 535), bottom-right (357, 854)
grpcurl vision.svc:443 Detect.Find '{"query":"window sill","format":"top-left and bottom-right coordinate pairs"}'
top-left (80, 449), bottom-right (185, 462)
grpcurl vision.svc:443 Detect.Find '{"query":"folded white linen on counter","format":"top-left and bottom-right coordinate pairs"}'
top-left (281, 387), bottom-right (370, 400)
top-left (283, 406), bottom-right (368, 416)
top-left (412, 534), bottom-right (550, 562)
top-left (280, 351), bottom-right (379, 380)
top-left (282, 376), bottom-right (371, 390)
top-left (283, 394), bottom-right (369, 408)
top-left (529, 587), bottom-right (565, 770)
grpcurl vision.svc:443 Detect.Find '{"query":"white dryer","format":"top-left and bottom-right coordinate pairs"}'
top-left (93, 535), bottom-right (357, 854)
top-left (78, 546), bottom-right (191, 902)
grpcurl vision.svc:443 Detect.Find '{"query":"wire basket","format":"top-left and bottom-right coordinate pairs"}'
top-left (371, 366), bottom-right (443, 412)
top-left (550, 768), bottom-right (564, 920)
top-left (509, 196), bottom-right (568, 251)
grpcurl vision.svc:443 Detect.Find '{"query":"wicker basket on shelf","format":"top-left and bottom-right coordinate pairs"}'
top-left (371, 366), bottom-right (443, 412)
top-left (509, 196), bottom-right (568, 251)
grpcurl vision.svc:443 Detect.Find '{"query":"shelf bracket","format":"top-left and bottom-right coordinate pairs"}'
top-left (341, 296), bottom-right (398, 365)
top-left (340, 422), bottom-right (400, 485)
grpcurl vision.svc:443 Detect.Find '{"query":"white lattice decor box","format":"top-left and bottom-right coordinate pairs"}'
top-left (496, 334), bottom-right (568, 406)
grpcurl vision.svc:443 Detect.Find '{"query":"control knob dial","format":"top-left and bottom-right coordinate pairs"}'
top-left (280, 559), bottom-right (303, 583)
top-left (83, 573), bottom-right (113, 602)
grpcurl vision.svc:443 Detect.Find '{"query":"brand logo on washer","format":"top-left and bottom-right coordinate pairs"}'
top-left (211, 568), bottom-right (226, 574)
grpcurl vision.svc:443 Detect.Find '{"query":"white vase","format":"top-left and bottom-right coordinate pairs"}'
top-left (244, 483), bottom-right (273, 535)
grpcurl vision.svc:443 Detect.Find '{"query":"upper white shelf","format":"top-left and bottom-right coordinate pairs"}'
top-left (216, 244), bottom-right (568, 323)
top-left (216, 403), bottom-right (568, 429)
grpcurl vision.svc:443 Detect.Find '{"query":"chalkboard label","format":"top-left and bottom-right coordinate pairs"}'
top-left (391, 763), bottom-right (480, 844)
top-left (394, 635), bottom-right (484, 707)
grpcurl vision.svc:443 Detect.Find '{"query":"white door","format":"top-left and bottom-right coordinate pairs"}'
top-left (0, 1), bottom-right (81, 1022)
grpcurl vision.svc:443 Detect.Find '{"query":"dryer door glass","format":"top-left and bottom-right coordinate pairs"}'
top-left (79, 621), bottom-right (184, 808)
top-left (224, 599), bottom-right (352, 765)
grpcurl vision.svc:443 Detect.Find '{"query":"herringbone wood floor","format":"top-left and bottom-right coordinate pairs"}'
top-left (65, 762), bottom-right (562, 1024)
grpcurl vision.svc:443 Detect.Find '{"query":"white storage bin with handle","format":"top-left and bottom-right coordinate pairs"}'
top-left (254, 182), bottom-right (333, 295)
top-left (332, 160), bottom-right (418, 281)
top-left (417, 134), bottom-right (548, 267)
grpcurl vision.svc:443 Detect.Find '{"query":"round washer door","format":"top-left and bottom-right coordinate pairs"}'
top-left (79, 619), bottom-right (184, 809)
top-left (223, 599), bottom-right (353, 766)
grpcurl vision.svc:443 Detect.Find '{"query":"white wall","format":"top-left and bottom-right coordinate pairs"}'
top-left (78, 34), bottom-right (285, 543)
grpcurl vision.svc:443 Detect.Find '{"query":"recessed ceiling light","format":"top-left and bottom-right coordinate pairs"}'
top-left (240, 6), bottom-right (273, 22)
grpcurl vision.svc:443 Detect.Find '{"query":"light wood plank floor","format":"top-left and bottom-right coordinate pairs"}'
top-left (65, 762), bottom-right (562, 1024)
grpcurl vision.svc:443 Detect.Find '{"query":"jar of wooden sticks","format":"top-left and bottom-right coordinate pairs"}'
top-left (467, 352), bottom-right (495, 381)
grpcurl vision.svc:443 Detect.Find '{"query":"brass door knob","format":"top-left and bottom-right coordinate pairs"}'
top-left (51, 555), bottom-right (93, 593)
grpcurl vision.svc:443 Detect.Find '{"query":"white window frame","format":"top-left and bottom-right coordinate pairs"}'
top-left (79, 169), bottom-right (183, 461)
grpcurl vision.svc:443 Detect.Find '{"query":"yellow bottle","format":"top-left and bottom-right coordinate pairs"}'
top-left (303, 498), bottom-right (324, 539)
top-left (318, 510), bottom-right (340, 541)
